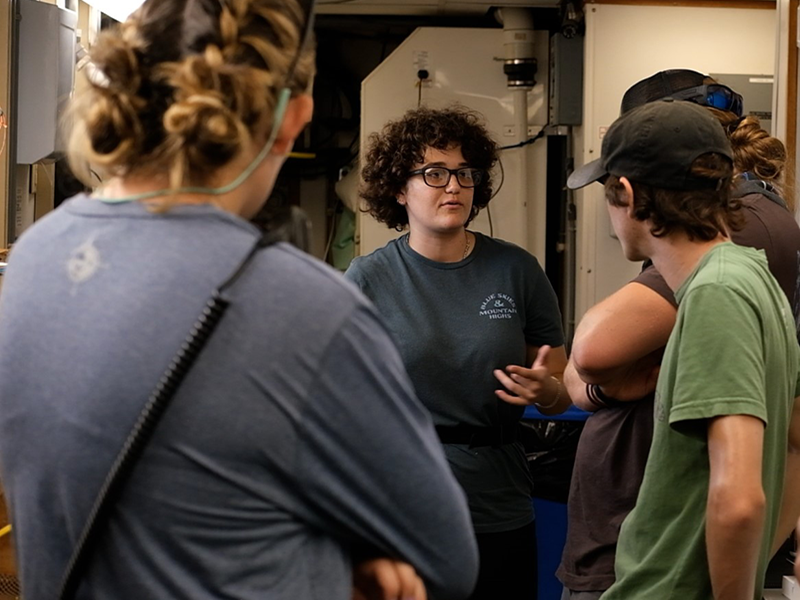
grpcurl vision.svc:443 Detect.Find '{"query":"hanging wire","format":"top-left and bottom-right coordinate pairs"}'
top-left (484, 159), bottom-right (504, 237)
top-left (490, 157), bottom-right (505, 200)
top-left (322, 198), bottom-right (341, 262)
top-left (0, 108), bottom-right (8, 158)
top-left (492, 125), bottom-right (548, 200)
top-left (486, 125), bottom-right (549, 235)
top-left (500, 124), bottom-right (548, 151)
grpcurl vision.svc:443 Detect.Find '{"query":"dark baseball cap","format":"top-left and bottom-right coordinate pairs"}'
top-left (567, 99), bottom-right (733, 190)
top-left (620, 69), bottom-right (744, 116)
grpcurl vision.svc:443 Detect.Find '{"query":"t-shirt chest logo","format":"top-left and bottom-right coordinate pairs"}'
top-left (67, 237), bottom-right (105, 288)
top-left (479, 293), bottom-right (518, 320)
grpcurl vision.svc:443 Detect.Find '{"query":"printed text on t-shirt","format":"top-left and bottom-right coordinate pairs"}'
top-left (480, 293), bottom-right (518, 320)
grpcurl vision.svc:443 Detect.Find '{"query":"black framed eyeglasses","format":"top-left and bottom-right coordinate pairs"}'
top-left (670, 84), bottom-right (744, 117)
top-left (409, 167), bottom-right (484, 188)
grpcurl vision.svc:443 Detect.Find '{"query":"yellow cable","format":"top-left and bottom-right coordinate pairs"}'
top-left (288, 152), bottom-right (316, 159)
top-left (0, 524), bottom-right (10, 539)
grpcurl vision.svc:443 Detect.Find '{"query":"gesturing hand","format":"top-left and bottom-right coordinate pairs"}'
top-left (493, 345), bottom-right (558, 407)
top-left (352, 558), bottom-right (427, 600)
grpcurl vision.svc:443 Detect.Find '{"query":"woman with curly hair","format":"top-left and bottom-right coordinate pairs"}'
top-left (0, 2), bottom-right (480, 600)
top-left (346, 105), bottom-right (571, 600)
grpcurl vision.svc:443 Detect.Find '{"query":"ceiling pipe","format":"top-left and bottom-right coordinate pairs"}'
top-left (495, 7), bottom-right (537, 89)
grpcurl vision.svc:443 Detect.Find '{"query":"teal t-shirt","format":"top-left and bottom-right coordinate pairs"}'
top-left (345, 232), bottom-right (564, 533)
top-left (603, 242), bottom-right (800, 600)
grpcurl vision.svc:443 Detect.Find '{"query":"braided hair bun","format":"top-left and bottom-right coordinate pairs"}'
top-left (67, 0), bottom-right (314, 199)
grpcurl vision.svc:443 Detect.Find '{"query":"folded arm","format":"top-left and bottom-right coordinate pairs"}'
top-left (569, 281), bottom-right (676, 411)
top-left (301, 305), bottom-right (478, 600)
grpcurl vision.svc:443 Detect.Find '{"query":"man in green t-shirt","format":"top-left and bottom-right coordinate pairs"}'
top-left (568, 99), bottom-right (800, 600)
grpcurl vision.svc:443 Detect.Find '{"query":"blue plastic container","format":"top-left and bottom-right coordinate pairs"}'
top-left (524, 404), bottom-right (590, 599)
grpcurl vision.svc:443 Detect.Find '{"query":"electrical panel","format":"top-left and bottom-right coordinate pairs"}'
top-left (549, 34), bottom-right (583, 126)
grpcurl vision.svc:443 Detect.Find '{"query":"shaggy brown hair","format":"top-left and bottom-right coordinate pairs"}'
top-left (605, 153), bottom-right (742, 242)
top-left (360, 106), bottom-right (499, 230)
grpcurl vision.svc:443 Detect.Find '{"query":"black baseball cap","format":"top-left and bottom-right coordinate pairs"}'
top-left (567, 99), bottom-right (733, 190)
top-left (620, 69), bottom-right (744, 117)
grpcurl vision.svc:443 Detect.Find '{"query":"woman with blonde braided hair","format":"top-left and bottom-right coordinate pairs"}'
top-left (715, 110), bottom-right (792, 206)
top-left (0, 1), bottom-right (479, 600)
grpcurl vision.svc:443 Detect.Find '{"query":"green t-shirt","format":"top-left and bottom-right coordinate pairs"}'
top-left (603, 242), bottom-right (800, 600)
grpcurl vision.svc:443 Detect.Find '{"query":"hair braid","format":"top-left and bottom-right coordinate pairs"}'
top-left (66, 0), bottom-right (315, 201)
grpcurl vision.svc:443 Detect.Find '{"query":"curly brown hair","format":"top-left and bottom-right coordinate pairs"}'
top-left (707, 108), bottom-right (793, 211)
top-left (605, 153), bottom-right (742, 242)
top-left (360, 106), bottom-right (499, 230)
top-left (67, 0), bottom-right (315, 203)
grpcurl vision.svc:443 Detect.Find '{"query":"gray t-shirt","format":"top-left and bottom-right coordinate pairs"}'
top-left (0, 195), bottom-right (478, 600)
top-left (345, 233), bottom-right (564, 533)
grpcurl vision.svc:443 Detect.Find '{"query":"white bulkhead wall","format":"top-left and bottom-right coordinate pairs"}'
top-left (359, 26), bottom-right (550, 263)
top-left (576, 3), bottom-right (778, 322)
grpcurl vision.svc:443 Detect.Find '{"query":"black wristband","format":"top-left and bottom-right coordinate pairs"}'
top-left (585, 383), bottom-right (624, 409)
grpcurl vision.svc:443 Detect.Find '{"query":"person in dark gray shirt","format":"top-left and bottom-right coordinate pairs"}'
top-left (347, 105), bottom-right (571, 600)
top-left (0, 3), bottom-right (478, 599)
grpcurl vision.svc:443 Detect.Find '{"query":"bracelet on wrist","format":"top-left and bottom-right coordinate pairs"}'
top-left (535, 376), bottom-right (562, 409)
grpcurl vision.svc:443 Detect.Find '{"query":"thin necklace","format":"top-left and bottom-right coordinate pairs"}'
top-left (463, 230), bottom-right (471, 259)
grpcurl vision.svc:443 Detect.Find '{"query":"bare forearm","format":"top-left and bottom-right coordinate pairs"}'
top-left (570, 348), bottom-right (662, 405)
top-left (706, 493), bottom-right (765, 599)
top-left (570, 281), bottom-right (676, 377)
top-left (571, 354), bottom-right (634, 387)
top-left (565, 361), bottom-right (625, 412)
top-left (706, 415), bottom-right (766, 600)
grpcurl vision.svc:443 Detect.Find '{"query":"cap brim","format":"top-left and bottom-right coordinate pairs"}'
top-left (567, 158), bottom-right (607, 190)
